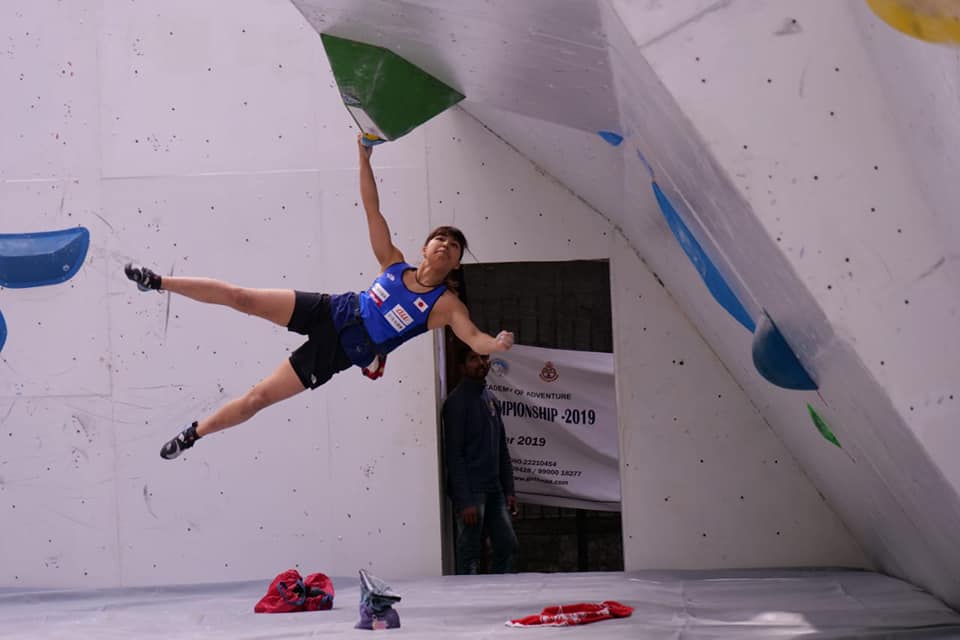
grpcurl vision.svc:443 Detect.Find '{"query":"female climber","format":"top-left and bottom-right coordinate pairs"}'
top-left (125, 135), bottom-right (514, 459)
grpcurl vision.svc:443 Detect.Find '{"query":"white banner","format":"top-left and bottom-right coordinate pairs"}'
top-left (487, 344), bottom-right (621, 511)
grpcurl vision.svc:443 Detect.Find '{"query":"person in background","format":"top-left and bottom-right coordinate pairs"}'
top-left (442, 346), bottom-right (519, 574)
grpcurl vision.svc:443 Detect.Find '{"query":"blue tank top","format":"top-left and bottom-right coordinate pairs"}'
top-left (359, 262), bottom-right (446, 352)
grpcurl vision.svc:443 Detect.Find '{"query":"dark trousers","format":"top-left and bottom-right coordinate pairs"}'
top-left (455, 491), bottom-right (519, 575)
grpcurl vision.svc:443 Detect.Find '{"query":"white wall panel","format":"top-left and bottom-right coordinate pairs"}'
top-left (607, 0), bottom-right (960, 605)
top-left (323, 349), bottom-right (443, 578)
top-left (112, 384), bottom-right (333, 586)
top-left (0, 0), bottom-right (101, 180)
top-left (424, 109), bottom-right (614, 264)
top-left (0, 396), bottom-right (119, 588)
top-left (628, 1), bottom-right (957, 402)
top-left (852, 2), bottom-right (960, 278)
top-left (610, 234), bottom-right (866, 569)
top-left (456, 104), bottom-right (626, 237)
top-left (102, 172), bottom-right (326, 393)
top-left (98, 0), bottom-right (343, 177)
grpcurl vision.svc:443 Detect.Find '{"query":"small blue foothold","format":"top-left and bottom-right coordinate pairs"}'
top-left (0, 309), bottom-right (6, 353)
top-left (598, 130), bottom-right (624, 146)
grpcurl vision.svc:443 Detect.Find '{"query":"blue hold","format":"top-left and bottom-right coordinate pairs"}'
top-left (0, 227), bottom-right (90, 288)
top-left (597, 130), bottom-right (624, 146)
top-left (0, 309), bottom-right (5, 353)
top-left (751, 310), bottom-right (818, 390)
top-left (651, 182), bottom-right (755, 332)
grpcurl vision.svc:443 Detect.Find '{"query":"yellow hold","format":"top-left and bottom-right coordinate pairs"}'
top-left (360, 131), bottom-right (386, 147)
top-left (865, 0), bottom-right (960, 45)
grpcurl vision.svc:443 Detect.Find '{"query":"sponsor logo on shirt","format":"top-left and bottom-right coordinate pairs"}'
top-left (385, 272), bottom-right (396, 281)
top-left (413, 297), bottom-right (428, 313)
top-left (384, 304), bottom-right (414, 332)
top-left (370, 282), bottom-right (389, 307)
top-left (393, 305), bottom-right (413, 326)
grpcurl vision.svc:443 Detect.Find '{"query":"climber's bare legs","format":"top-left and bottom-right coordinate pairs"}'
top-left (161, 276), bottom-right (296, 327)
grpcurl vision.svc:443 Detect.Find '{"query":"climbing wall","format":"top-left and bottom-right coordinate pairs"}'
top-left (292, 0), bottom-right (960, 607)
top-left (448, 0), bottom-right (960, 606)
top-left (3, 0), bottom-right (958, 612)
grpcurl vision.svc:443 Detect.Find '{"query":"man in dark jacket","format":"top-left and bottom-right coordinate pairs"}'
top-left (442, 347), bottom-right (519, 574)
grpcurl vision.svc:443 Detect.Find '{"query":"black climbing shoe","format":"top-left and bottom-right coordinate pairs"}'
top-left (160, 422), bottom-right (200, 460)
top-left (124, 263), bottom-right (162, 292)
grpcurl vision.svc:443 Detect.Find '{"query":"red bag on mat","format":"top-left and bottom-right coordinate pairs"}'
top-left (506, 600), bottom-right (633, 626)
top-left (254, 569), bottom-right (335, 613)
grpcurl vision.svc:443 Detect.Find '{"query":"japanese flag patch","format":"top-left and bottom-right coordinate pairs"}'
top-left (413, 297), bottom-right (428, 313)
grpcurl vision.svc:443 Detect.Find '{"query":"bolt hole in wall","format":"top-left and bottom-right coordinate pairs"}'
top-left (442, 260), bottom-right (622, 573)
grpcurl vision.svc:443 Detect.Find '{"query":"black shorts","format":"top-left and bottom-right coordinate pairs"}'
top-left (287, 292), bottom-right (353, 389)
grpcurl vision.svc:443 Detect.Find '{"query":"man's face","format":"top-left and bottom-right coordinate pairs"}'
top-left (462, 351), bottom-right (490, 381)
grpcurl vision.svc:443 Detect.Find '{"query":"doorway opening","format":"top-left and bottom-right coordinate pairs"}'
top-left (441, 259), bottom-right (623, 573)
